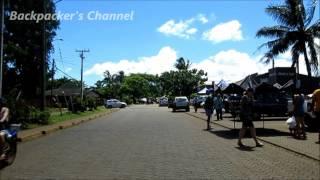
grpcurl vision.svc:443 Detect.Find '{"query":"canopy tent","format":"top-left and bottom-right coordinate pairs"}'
top-left (255, 82), bottom-right (280, 94)
top-left (197, 87), bottom-right (208, 95)
top-left (235, 73), bottom-right (259, 90)
top-left (222, 83), bottom-right (245, 94)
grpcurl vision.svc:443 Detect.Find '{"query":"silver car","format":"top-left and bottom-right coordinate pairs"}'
top-left (172, 96), bottom-right (190, 112)
top-left (105, 99), bottom-right (127, 108)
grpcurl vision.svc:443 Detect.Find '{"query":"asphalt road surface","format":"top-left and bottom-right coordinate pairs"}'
top-left (1, 105), bottom-right (319, 179)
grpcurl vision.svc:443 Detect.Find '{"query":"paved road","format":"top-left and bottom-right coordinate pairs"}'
top-left (1, 105), bottom-right (319, 179)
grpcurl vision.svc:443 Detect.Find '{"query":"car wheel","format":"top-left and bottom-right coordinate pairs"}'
top-left (186, 107), bottom-right (190, 112)
top-left (172, 108), bottom-right (176, 112)
top-left (107, 105), bottom-right (112, 108)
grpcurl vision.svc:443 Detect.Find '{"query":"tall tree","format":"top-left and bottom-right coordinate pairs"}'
top-left (256, 0), bottom-right (319, 77)
top-left (160, 58), bottom-right (207, 96)
top-left (3, 0), bottom-right (59, 100)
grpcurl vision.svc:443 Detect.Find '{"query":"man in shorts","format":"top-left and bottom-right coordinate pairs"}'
top-left (237, 88), bottom-right (263, 147)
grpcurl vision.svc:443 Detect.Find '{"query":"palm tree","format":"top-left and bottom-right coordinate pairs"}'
top-left (174, 57), bottom-right (191, 71)
top-left (256, 0), bottom-right (320, 78)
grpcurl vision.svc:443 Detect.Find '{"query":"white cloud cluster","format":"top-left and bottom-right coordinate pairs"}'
top-left (193, 50), bottom-right (292, 83)
top-left (84, 46), bottom-right (177, 77)
top-left (85, 47), bottom-right (299, 84)
top-left (157, 14), bottom-right (209, 39)
top-left (202, 20), bottom-right (243, 43)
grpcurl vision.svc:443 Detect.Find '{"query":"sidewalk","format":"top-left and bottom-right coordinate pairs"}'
top-left (18, 109), bottom-right (119, 142)
top-left (186, 109), bottom-right (320, 161)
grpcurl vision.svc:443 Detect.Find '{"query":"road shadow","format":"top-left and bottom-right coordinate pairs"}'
top-left (208, 128), bottom-right (291, 140)
top-left (235, 146), bottom-right (255, 151)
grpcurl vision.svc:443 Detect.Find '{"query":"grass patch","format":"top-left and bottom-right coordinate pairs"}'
top-left (22, 106), bottom-right (112, 130)
top-left (48, 106), bottom-right (109, 124)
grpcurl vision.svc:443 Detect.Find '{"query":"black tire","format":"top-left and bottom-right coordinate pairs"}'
top-left (107, 105), bottom-right (112, 108)
top-left (120, 104), bottom-right (126, 108)
top-left (5, 140), bottom-right (17, 165)
top-left (186, 107), bottom-right (190, 112)
top-left (172, 108), bottom-right (176, 112)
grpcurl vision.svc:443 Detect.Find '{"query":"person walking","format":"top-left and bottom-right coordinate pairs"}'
top-left (293, 92), bottom-right (306, 139)
top-left (312, 88), bottom-right (320, 143)
top-left (214, 94), bottom-right (224, 120)
top-left (237, 88), bottom-right (263, 147)
top-left (0, 98), bottom-right (10, 160)
top-left (193, 96), bottom-right (198, 113)
top-left (204, 94), bottom-right (214, 130)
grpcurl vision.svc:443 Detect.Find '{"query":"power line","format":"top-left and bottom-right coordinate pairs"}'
top-left (55, 66), bottom-right (78, 81)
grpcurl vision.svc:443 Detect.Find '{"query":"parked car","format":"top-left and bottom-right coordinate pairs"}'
top-left (159, 97), bottom-right (168, 106)
top-left (172, 96), bottom-right (190, 112)
top-left (193, 95), bottom-right (207, 108)
top-left (105, 99), bottom-right (127, 108)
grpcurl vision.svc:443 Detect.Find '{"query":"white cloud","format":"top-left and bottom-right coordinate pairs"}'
top-left (197, 14), bottom-right (209, 24)
top-left (202, 20), bottom-right (243, 43)
top-left (157, 19), bottom-right (197, 39)
top-left (192, 49), bottom-right (297, 83)
top-left (186, 28), bottom-right (198, 35)
top-left (84, 46), bottom-right (177, 77)
top-left (85, 47), bottom-right (303, 85)
top-left (157, 14), bottom-right (210, 39)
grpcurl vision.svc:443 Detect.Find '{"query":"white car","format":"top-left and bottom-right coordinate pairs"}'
top-left (172, 96), bottom-right (190, 112)
top-left (159, 97), bottom-right (168, 106)
top-left (105, 99), bottom-right (127, 108)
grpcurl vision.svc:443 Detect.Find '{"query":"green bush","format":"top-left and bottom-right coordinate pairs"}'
top-left (38, 111), bottom-right (50, 125)
top-left (122, 96), bottom-right (133, 105)
top-left (86, 97), bottom-right (97, 111)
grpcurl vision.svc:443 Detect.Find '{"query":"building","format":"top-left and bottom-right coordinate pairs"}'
top-left (235, 67), bottom-right (320, 94)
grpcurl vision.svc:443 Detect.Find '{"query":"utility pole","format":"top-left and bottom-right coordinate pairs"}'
top-left (40, 0), bottom-right (47, 111)
top-left (0, 0), bottom-right (4, 97)
top-left (76, 49), bottom-right (89, 104)
top-left (50, 58), bottom-right (55, 99)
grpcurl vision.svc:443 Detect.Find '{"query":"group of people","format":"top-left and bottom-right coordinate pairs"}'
top-left (200, 94), bottom-right (224, 130)
top-left (202, 87), bottom-right (320, 147)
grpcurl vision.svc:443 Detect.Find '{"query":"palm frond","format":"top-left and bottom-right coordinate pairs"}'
top-left (307, 38), bottom-right (319, 72)
top-left (259, 52), bottom-right (274, 64)
top-left (307, 20), bottom-right (320, 37)
top-left (304, 0), bottom-right (318, 26)
top-left (291, 44), bottom-right (300, 67)
top-left (256, 26), bottom-right (290, 38)
top-left (265, 5), bottom-right (295, 27)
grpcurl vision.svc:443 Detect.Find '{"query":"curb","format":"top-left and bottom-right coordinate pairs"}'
top-left (186, 112), bottom-right (320, 162)
top-left (18, 109), bottom-right (119, 142)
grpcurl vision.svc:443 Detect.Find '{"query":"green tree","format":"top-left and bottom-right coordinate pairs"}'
top-left (120, 74), bottom-right (150, 103)
top-left (160, 57), bottom-right (207, 97)
top-left (256, 0), bottom-right (320, 77)
top-left (3, 0), bottom-right (59, 100)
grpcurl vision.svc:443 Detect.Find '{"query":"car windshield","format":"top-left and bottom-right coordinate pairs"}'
top-left (176, 98), bottom-right (187, 102)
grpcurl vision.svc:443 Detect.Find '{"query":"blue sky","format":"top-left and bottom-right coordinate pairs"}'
top-left (51, 0), bottom-right (319, 86)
